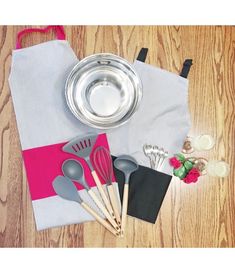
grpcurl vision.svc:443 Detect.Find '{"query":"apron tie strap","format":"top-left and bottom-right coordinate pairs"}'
top-left (136, 48), bottom-right (148, 62)
top-left (180, 59), bottom-right (193, 78)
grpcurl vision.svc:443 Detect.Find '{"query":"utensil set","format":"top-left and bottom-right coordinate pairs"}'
top-left (53, 176), bottom-right (119, 236)
top-left (63, 135), bottom-right (115, 219)
top-left (62, 159), bottom-right (119, 230)
top-left (53, 134), bottom-right (138, 237)
top-left (143, 144), bottom-right (168, 171)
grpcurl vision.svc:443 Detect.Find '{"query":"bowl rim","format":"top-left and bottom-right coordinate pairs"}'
top-left (65, 53), bottom-right (143, 129)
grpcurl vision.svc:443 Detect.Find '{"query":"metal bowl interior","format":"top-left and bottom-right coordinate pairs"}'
top-left (65, 53), bottom-right (142, 129)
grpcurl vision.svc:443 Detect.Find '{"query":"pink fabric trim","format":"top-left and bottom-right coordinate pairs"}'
top-left (16, 25), bottom-right (66, 49)
top-left (22, 134), bottom-right (112, 201)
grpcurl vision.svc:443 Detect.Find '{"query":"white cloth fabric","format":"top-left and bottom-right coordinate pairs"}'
top-left (9, 40), bottom-right (97, 150)
top-left (8, 40), bottom-right (114, 231)
top-left (107, 60), bottom-right (191, 175)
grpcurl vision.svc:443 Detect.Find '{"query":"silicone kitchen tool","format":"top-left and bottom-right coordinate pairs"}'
top-left (92, 146), bottom-right (121, 226)
top-left (52, 176), bottom-right (119, 236)
top-left (62, 159), bottom-right (119, 230)
top-left (62, 135), bottom-right (115, 219)
top-left (114, 155), bottom-right (139, 236)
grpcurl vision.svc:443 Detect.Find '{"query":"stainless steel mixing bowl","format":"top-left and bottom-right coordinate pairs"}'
top-left (65, 53), bottom-right (142, 129)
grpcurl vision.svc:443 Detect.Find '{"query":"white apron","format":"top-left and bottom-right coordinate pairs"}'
top-left (8, 26), bottom-right (120, 230)
top-left (107, 59), bottom-right (191, 175)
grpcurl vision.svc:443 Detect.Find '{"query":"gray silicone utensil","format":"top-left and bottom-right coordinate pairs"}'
top-left (62, 159), bottom-right (119, 230)
top-left (62, 159), bottom-right (90, 190)
top-left (63, 135), bottom-right (114, 218)
top-left (52, 175), bottom-right (119, 236)
top-left (114, 155), bottom-right (139, 236)
top-left (62, 134), bottom-right (97, 170)
top-left (53, 175), bottom-right (82, 203)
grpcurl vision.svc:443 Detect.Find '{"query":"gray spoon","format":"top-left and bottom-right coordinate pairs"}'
top-left (114, 155), bottom-right (139, 236)
top-left (62, 159), bottom-right (119, 230)
top-left (62, 159), bottom-right (89, 190)
top-left (52, 175), bottom-right (119, 236)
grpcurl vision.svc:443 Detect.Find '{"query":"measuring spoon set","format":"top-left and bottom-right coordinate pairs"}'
top-left (52, 134), bottom-right (139, 237)
top-left (143, 144), bottom-right (169, 171)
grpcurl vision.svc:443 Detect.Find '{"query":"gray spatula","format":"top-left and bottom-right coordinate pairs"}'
top-left (62, 134), bottom-right (97, 170)
top-left (62, 135), bottom-right (115, 220)
top-left (52, 175), bottom-right (119, 236)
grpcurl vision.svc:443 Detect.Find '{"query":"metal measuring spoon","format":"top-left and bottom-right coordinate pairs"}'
top-left (143, 144), bottom-right (155, 168)
top-left (52, 176), bottom-right (119, 236)
top-left (114, 155), bottom-right (139, 236)
top-left (152, 145), bottom-right (160, 170)
top-left (155, 147), bottom-right (165, 170)
top-left (159, 150), bottom-right (169, 169)
top-left (62, 159), bottom-right (119, 230)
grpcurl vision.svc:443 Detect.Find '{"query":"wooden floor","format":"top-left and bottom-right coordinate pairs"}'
top-left (0, 26), bottom-right (234, 247)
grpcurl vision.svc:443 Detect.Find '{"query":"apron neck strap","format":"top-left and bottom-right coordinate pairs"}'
top-left (180, 59), bottom-right (193, 78)
top-left (16, 26), bottom-right (66, 49)
top-left (136, 48), bottom-right (148, 62)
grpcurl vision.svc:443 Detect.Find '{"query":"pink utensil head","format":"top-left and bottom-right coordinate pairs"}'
top-left (92, 146), bottom-right (114, 185)
top-left (93, 146), bottom-right (122, 227)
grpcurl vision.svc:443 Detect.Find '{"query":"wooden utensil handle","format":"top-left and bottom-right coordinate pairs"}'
top-left (91, 170), bottom-right (115, 219)
top-left (107, 184), bottom-right (121, 226)
top-left (88, 189), bottom-right (119, 230)
top-left (121, 183), bottom-right (129, 236)
top-left (81, 202), bottom-right (119, 236)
